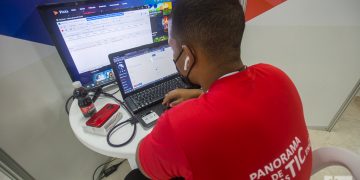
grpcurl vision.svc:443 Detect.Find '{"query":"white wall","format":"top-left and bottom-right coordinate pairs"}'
top-left (0, 35), bottom-right (108, 179)
top-left (242, 0), bottom-right (360, 127)
top-left (1, 1), bottom-right (359, 177)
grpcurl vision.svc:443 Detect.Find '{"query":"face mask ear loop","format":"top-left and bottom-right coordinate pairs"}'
top-left (173, 49), bottom-right (184, 64)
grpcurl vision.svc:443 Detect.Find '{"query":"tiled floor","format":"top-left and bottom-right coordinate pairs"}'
top-left (102, 96), bottom-right (360, 180)
top-left (310, 96), bottom-right (360, 180)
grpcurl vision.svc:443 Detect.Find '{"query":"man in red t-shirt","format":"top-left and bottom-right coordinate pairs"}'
top-left (125, 0), bottom-right (312, 179)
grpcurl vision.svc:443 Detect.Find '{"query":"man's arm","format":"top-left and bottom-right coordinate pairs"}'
top-left (134, 113), bottom-right (191, 179)
top-left (135, 139), bottom-right (150, 178)
top-left (162, 88), bottom-right (203, 107)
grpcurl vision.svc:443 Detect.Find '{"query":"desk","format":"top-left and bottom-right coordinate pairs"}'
top-left (68, 92), bottom-right (152, 169)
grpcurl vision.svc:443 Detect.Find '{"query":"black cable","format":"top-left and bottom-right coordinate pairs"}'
top-left (106, 118), bottom-right (137, 147)
top-left (100, 159), bottom-right (126, 178)
top-left (65, 95), bottom-right (74, 115)
top-left (110, 89), bottom-right (120, 95)
top-left (67, 87), bottom-right (137, 147)
top-left (100, 92), bottom-right (139, 148)
top-left (92, 87), bottom-right (103, 102)
top-left (92, 159), bottom-right (116, 180)
top-left (99, 174), bottom-right (105, 180)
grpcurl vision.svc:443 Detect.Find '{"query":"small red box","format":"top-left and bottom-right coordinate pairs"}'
top-left (84, 104), bottom-right (122, 136)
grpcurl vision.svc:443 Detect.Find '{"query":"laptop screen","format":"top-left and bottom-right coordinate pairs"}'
top-left (111, 44), bottom-right (178, 95)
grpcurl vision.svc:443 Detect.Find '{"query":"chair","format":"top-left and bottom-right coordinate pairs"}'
top-left (312, 147), bottom-right (360, 179)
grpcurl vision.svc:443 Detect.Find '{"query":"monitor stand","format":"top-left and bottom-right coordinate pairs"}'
top-left (102, 82), bottom-right (118, 93)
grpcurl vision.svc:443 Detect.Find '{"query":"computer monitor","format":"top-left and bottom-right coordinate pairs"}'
top-left (38, 0), bottom-right (173, 89)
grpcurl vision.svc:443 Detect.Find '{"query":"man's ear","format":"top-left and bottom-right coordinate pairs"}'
top-left (182, 45), bottom-right (195, 72)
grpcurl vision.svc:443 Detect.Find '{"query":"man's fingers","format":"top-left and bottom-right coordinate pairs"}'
top-left (162, 93), bottom-right (172, 105)
top-left (170, 99), bottom-right (183, 107)
top-left (162, 89), bottom-right (180, 105)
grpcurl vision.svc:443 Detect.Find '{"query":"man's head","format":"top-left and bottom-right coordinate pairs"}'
top-left (168, 0), bottom-right (245, 88)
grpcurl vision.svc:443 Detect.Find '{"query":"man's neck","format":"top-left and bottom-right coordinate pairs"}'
top-left (200, 61), bottom-right (244, 91)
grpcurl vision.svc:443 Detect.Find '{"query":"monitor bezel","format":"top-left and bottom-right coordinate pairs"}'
top-left (37, 0), bottom-right (137, 90)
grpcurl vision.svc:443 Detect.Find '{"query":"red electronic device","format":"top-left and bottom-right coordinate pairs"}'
top-left (86, 104), bottom-right (120, 127)
top-left (84, 104), bottom-right (122, 136)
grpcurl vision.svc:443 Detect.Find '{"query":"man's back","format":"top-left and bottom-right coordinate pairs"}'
top-left (139, 64), bottom-right (312, 180)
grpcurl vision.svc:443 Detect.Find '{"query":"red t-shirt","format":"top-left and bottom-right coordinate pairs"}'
top-left (139, 64), bottom-right (312, 180)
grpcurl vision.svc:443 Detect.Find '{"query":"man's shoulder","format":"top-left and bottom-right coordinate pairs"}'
top-left (164, 98), bottom-right (204, 121)
top-left (251, 63), bottom-right (286, 75)
top-left (158, 95), bottom-right (217, 131)
top-left (252, 63), bottom-right (290, 78)
top-left (248, 63), bottom-right (295, 90)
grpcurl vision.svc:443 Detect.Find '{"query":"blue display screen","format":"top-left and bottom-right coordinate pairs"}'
top-left (38, 0), bottom-right (173, 89)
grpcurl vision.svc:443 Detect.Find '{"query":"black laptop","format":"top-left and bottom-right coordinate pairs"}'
top-left (109, 42), bottom-right (188, 128)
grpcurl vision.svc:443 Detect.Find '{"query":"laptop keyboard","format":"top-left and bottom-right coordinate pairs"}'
top-left (129, 77), bottom-right (186, 112)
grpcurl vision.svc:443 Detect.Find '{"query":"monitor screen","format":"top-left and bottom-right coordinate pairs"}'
top-left (38, 0), bottom-right (173, 89)
top-left (111, 43), bottom-right (177, 95)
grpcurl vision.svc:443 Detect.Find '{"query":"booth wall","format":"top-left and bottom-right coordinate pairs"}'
top-left (0, 35), bottom-right (108, 180)
top-left (242, 0), bottom-right (360, 128)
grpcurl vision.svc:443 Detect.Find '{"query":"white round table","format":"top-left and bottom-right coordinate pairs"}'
top-left (68, 92), bottom-right (153, 169)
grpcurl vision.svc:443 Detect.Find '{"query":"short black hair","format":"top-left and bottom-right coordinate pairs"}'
top-left (171, 0), bottom-right (245, 61)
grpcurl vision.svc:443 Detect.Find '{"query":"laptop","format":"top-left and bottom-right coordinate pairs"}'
top-left (109, 42), bottom-right (188, 128)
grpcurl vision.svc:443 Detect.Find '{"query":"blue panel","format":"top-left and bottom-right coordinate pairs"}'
top-left (13, 8), bottom-right (54, 45)
top-left (0, 0), bottom-right (163, 45)
top-left (0, 1), bottom-right (34, 36)
top-left (0, 0), bottom-right (73, 45)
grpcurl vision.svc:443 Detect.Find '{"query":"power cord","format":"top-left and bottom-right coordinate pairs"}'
top-left (65, 95), bottom-right (74, 115)
top-left (110, 89), bottom-right (120, 95)
top-left (93, 159), bottom-right (115, 180)
top-left (92, 87), bottom-right (103, 102)
top-left (93, 159), bottom-right (126, 180)
top-left (100, 92), bottom-right (138, 147)
top-left (65, 87), bottom-right (138, 147)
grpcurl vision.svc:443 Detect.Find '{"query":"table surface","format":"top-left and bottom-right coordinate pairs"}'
top-left (68, 91), bottom-right (153, 162)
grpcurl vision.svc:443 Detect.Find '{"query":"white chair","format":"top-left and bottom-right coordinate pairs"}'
top-left (312, 147), bottom-right (360, 179)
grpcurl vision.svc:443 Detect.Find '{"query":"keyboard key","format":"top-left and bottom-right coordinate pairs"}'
top-left (129, 78), bottom-right (185, 112)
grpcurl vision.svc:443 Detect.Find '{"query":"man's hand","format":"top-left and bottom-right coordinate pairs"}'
top-left (162, 88), bottom-right (203, 107)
